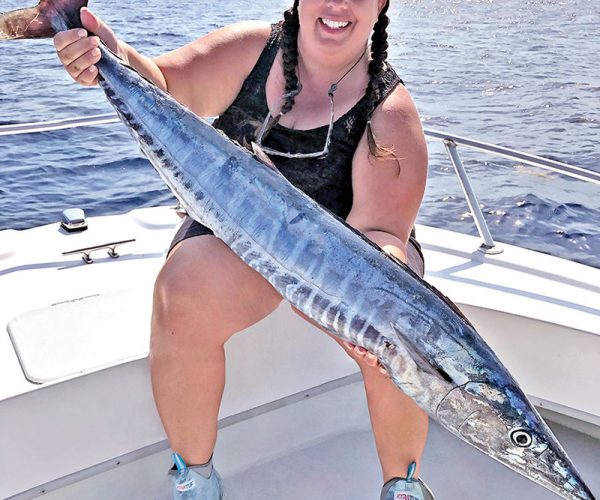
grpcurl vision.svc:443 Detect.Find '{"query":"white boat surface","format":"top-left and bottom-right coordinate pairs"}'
top-left (0, 118), bottom-right (599, 499)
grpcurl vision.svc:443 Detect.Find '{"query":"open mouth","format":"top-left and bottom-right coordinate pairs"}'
top-left (319, 18), bottom-right (351, 31)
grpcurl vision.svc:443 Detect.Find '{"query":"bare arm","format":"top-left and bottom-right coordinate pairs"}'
top-left (346, 84), bottom-right (428, 261)
top-left (53, 8), bottom-right (270, 117)
top-left (153, 20), bottom-right (270, 116)
top-left (342, 85), bottom-right (428, 370)
top-left (53, 8), bottom-right (166, 89)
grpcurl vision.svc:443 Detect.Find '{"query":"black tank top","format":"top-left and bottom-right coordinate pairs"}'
top-left (212, 21), bottom-right (404, 220)
top-left (170, 22), bottom-right (423, 275)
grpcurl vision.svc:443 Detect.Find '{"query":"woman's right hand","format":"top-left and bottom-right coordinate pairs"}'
top-left (53, 7), bottom-right (127, 86)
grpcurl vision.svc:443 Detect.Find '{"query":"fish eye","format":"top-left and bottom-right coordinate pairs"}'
top-left (510, 429), bottom-right (533, 448)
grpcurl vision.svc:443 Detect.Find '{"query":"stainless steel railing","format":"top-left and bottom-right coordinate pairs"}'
top-left (424, 128), bottom-right (600, 253)
top-left (1, 114), bottom-right (598, 253)
top-left (0, 113), bottom-right (119, 136)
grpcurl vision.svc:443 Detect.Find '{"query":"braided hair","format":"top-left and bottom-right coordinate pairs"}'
top-left (281, 0), bottom-right (301, 114)
top-left (364, 1), bottom-right (397, 161)
top-left (280, 0), bottom-right (396, 160)
top-left (364, 0), bottom-right (390, 119)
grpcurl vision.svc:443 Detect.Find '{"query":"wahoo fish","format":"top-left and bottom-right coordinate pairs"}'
top-left (1, 1), bottom-right (595, 499)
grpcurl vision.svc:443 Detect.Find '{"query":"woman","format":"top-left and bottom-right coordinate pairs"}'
top-left (54, 1), bottom-right (432, 498)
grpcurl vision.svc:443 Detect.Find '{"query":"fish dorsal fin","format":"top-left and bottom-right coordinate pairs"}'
top-left (251, 142), bottom-right (281, 173)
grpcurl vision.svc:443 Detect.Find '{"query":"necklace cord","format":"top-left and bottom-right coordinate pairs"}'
top-left (328, 50), bottom-right (367, 97)
top-left (256, 50), bottom-right (366, 147)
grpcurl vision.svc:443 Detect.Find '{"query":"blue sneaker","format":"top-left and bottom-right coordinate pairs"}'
top-left (380, 462), bottom-right (435, 500)
top-left (170, 453), bottom-right (224, 500)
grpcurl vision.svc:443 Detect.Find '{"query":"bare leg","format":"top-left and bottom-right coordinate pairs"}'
top-left (151, 233), bottom-right (427, 481)
top-left (360, 360), bottom-right (429, 481)
top-left (332, 338), bottom-right (429, 482)
top-left (149, 236), bottom-right (282, 465)
top-left (293, 306), bottom-right (429, 483)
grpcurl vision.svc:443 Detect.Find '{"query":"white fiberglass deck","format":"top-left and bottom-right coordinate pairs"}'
top-left (23, 379), bottom-right (600, 500)
top-left (1, 206), bottom-right (599, 498)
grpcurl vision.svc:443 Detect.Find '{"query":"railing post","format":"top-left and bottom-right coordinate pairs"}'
top-left (443, 139), bottom-right (503, 254)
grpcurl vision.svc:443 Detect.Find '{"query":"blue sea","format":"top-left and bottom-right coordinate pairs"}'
top-left (1, 0), bottom-right (599, 268)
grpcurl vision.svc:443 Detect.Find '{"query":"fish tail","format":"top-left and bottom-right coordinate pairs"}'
top-left (0, 0), bottom-right (88, 40)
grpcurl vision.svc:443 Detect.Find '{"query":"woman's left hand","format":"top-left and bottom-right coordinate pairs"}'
top-left (343, 341), bottom-right (389, 376)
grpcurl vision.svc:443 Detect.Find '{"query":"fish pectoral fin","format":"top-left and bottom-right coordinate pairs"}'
top-left (251, 142), bottom-right (281, 173)
top-left (390, 322), bottom-right (455, 384)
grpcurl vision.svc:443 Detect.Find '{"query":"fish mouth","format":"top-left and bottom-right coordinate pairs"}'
top-left (437, 381), bottom-right (595, 500)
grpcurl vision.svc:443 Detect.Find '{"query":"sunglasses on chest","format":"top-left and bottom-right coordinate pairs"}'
top-left (254, 51), bottom-right (366, 159)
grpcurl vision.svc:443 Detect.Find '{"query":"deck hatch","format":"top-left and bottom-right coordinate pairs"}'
top-left (7, 287), bottom-right (152, 383)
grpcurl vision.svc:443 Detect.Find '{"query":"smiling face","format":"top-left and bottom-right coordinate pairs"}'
top-left (297, 0), bottom-right (387, 59)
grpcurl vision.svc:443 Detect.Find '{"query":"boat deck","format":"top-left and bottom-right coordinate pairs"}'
top-left (28, 379), bottom-right (600, 500)
top-left (1, 207), bottom-right (599, 498)
top-left (1, 207), bottom-right (599, 401)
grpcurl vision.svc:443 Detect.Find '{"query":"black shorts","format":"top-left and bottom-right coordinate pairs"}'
top-left (168, 217), bottom-right (425, 279)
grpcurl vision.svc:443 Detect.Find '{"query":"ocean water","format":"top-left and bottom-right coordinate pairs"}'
top-left (1, 0), bottom-right (599, 268)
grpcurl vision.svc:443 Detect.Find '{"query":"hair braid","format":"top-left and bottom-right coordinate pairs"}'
top-left (281, 0), bottom-right (300, 115)
top-left (365, 1), bottom-right (397, 162)
top-left (365, 1), bottom-right (390, 118)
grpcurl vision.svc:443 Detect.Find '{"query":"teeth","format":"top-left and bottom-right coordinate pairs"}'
top-left (321, 18), bottom-right (349, 29)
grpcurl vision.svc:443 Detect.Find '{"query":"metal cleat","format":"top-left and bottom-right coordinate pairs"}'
top-left (62, 239), bottom-right (136, 264)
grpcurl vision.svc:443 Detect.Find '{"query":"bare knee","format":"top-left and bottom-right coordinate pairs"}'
top-left (151, 258), bottom-right (220, 352)
top-left (153, 257), bottom-right (206, 318)
top-left (151, 237), bottom-right (283, 354)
